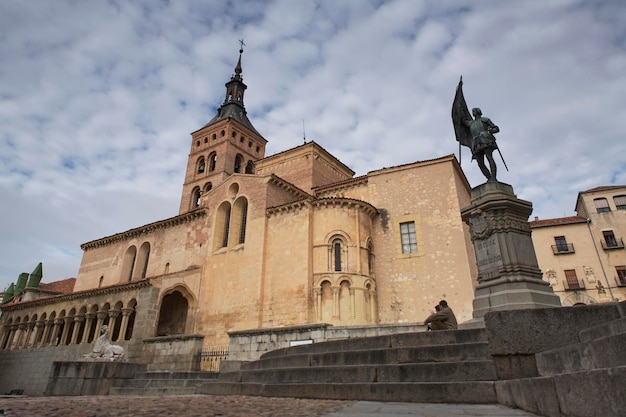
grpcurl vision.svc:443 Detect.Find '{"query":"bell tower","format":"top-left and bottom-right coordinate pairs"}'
top-left (179, 43), bottom-right (267, 214)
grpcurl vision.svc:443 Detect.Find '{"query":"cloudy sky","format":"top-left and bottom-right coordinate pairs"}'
top-left (1, 0), bottom-right (624, 290)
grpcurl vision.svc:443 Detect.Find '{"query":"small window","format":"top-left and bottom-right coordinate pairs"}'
top-left (204, 137), bottom-right (208, 143)
top-left (245, 160), bottom-right (254, 174)
top-left (234, 154), bottom-right (244, 173)
top-left (221, 130), bottom-right (225, 137)
top-left (616, 266), bottom-right (626, 286)
top-left (332, 239), bottom-right (343, 271)
top-left (614, 195), bottom-right (626, 211)
top-left (196, 140), bottom-right (200, 147)
top-left (564, 269), bottom-right (581, 290)
top-left (197, 157), bottom-right (205, 174)
top-left (240, 136), bottom-right (244, 143)
top-left (554, 236), bottom-right (568, 251)
top-left (594, 198), bottom-right (611, 213)
top-left (209, 152), bottom-right (217, 172)
top-left (248, 141), bottom-right (252, 148)
top-left (212, 133), bottom-right (216, 140)
top-left (400, 222), bottom-right (418, 254)
top-left (256, 146), bottom-right (260, 152)
top-left (603, 230), bottom-right (618, 247)
top-left (204, 182), bottom-right (212, 192)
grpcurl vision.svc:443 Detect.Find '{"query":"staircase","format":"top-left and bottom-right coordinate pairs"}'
top-left (496, 316), bottom-right (626, 417)
top-left (109, 371), bottom-right (218, 396)
top-left (196, 328), bottom-right (499, 403)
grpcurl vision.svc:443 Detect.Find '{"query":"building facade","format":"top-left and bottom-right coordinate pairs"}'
top-left (530, 186), bottom-right (626, 305)
top-left (0, 49), bottom-right (478, 369)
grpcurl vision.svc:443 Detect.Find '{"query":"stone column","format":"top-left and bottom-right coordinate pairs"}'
top-left (108, 310), bottom-right (121, 340)
top-left (82, 312), bottom-right (96, 343)
top-left (119, 308), bottom-right (133, 341)
top-left (33, 320), bottom-right (45, 347)
top-left (40, 319), bottom-right (53, 347)
top-left (49, 318), bottom-right (64, 346)
top-left (6, 324), bottom-right (17, 350)
top-left (60, 316), bottom-right (73, 345)
top-left (24, 321), bottom-right (36, 348)
top-left (93, 311), bottom-right (108, 342)
top-left (350, 288), bottom-right (356, 319)
top-left (71, 315), bottom-right (85, 345)
top-left (0, 324), bottom-right (12, 349)
top-left (315, 289), bottom-right (322, 320)
top-left (332, 287), bottom-right (340, 318)
top-left (461, 182), bottom-right (561, 318)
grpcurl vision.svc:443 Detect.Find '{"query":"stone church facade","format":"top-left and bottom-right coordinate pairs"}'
top-left (0, 49), bottom-right (477, 380)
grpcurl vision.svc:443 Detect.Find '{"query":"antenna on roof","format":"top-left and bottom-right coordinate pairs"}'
top-left (302, 119), bottom-right (306, 144)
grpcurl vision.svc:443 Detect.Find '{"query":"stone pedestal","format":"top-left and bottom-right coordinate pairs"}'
top-left (461, 182), bottom-right (561, 318)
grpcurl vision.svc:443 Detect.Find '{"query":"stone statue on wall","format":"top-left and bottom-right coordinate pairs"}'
top-left (452, 77), bottom-right (507, 182)
top-left (83, 325), bottom-right (126, 361)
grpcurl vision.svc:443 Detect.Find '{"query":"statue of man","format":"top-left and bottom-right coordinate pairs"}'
top-left (452, 77), bottom-right (506, 182)
top-left (464, 107), bottom-right (499, 181)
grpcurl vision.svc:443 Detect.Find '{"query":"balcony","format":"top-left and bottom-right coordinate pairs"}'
top-left (563, 279), bottom-right (585, 291)
top-left (601, 237), bottom-right (625, 250)
top-left (552, 243), bottom-right (575, 255)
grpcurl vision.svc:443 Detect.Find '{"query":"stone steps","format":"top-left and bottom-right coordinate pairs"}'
top-left (197, 329), bottom-right (498, 403)
top-left (109, 371), bottom-right (218, 396)
top-left (495, 313), bottom-right (626, 417)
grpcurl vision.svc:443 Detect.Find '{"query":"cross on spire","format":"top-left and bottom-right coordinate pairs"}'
top-left (239, 38), bottom-right (246, 53)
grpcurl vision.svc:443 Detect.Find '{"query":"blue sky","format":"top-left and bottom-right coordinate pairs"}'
top-left (1, 0), bottom-right (625, 290)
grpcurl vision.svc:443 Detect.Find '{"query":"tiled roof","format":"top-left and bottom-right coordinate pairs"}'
top-left (581, 185), bottom-right (626, 194)
top-left (38, 278), bottom-right (76, 294)
top-left (529, 216), bottom-right (588, 228)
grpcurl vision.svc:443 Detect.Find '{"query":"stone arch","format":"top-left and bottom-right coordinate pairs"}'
top-left (234, 153), bottom-right (244, 173)
top-left (214, 201), bottom-right (232, 251)
top-left (231, 196), bottom-right (248, 245)
top-left (87, 304), bottom-right (99, 343)
top-left (124, 299), bottom-right (137, 340)
top-left (320, 280), bottom-right (334, 322)
top-left (111, 301), bottom-right (124, 341)
top-left (191, 186), bottom-right (201, 209)
top-left (133, 241), bottom-right (150, 280)
top-left (197, 156), bottom-right (206, 174)
top-left (366, 238), bottom-right (374, 276)
top-left (325, 232), bottom-right (350, 272)
top-left (120, 245), bottom-right (137, 283)
top-left (245, 160), bottom-right (254, 174)
top-left (339, 279), bottom-right (352, 320)
top-left (156, 286), bottom-right (195, 336)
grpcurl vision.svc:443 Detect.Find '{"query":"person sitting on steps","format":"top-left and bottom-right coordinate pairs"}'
top-left (424, 300), bottom-right (458, 330)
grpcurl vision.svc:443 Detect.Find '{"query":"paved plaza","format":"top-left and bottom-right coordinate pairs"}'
top-left (0, 395), bottom-right (541, 417)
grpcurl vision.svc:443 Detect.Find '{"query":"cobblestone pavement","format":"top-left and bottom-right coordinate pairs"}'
top-left (0, 395), bottom-right (540, 417)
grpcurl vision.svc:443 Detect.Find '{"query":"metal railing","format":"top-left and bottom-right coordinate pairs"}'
top-left (198, 346), bottom-right (229, 372)
top-left (563, 279), bottom-right (585, 291)
top-left (551, 243), bottom-right (575, 254)
top-left (601, 237), bottom-right (625, 250)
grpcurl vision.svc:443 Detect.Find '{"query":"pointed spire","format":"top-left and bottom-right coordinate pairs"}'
top-left (233, 39), bottom-right (245, 80)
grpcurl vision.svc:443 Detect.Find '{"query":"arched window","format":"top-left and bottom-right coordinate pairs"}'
top-left (234, 154), bottom-right (244, 173)
top-left (204, 182), bottom-right (213, 192)
top-left (231, 197), bottom-right (248, 245)
top-left (367, 240), bottom-right (374, 276)
top-left (191, 187), bottom-right (201, 209)
top-left (320, 281), bottom-right (333, 321)
top-left (214, 202), bottom-right (232, 250)
top-left (133, 242), bottom-right (150, 280)
top-left (245, 160), bottom-right (254, 174)
top-left (124, 299), bottom-right (137, 340)
top-left (209, 152), bottom-right (217, 172)
top-left (197, 157), bottom-right (205, 174)
top-left (330, 237), bottom-right (345, 272)
top-left (121, 246), bottom-right (137, 283)
top-left (156, 291), bottom-right (188, 336)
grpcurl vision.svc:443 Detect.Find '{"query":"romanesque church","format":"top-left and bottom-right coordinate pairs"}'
top-left (0, 48), bottom-right (477, 361)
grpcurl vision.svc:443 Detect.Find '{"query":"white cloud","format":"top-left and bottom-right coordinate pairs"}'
top-left (0, 0), bottom-right (624, 290)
